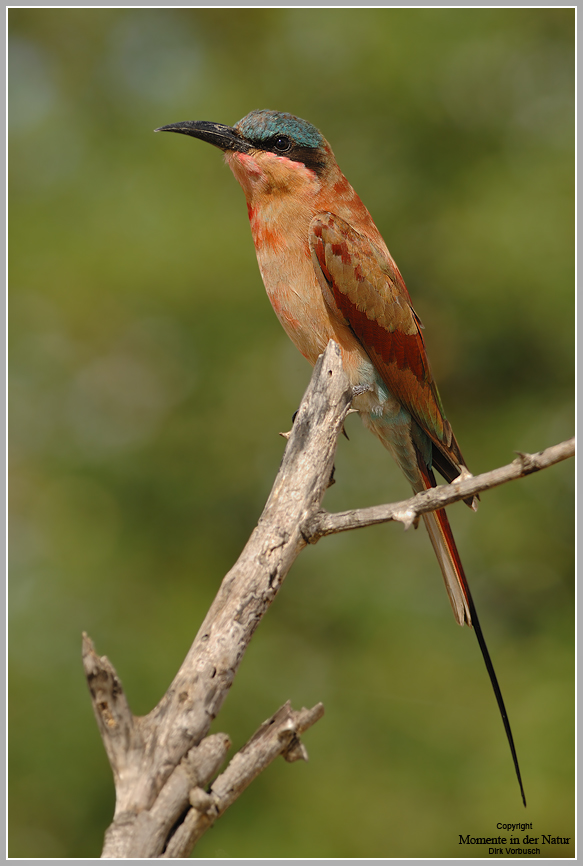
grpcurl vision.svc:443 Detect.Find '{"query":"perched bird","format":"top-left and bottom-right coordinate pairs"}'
top-left (156, 109), bottom-right (525, 805)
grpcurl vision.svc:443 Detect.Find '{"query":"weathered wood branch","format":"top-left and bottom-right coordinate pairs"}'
top-left (84, 341), bottom-right (352, 858)
top-left (83, 630), bottom-right (323, 860)
top-left (304, 436), bottom-right (575, 539)
top-left (162, 701), bottom-right (324, 858)
top-left (83, 339), bottom-right (574, 858)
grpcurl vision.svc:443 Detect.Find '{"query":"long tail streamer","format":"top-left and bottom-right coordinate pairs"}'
top-left (433, 504), bottom-right (527, 808)
top-left (465, 582), bottom-right (527, 807)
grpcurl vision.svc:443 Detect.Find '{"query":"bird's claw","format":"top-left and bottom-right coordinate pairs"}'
top-left (454, 466), bottom-right (474, 484)
top-left (454, 465), bottom-right (479, 511)
top-left (392, 507), bottom-right (419, 530)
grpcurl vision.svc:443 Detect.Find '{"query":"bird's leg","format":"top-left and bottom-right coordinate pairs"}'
top-left (352, 384), bottom-right (374, 398)
top-left (453, 465), bottom-right (479, 511)
top-left (454, 465), bottom-right (474, 483)
top-left (341, 384), bottom-right (373, 440)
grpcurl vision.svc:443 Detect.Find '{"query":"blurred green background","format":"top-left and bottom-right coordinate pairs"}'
top-left (9, 8), bottom-right (574, 859)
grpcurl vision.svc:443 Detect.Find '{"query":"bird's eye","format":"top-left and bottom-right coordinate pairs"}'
top-left (272, 135), bottom-right (292, 153)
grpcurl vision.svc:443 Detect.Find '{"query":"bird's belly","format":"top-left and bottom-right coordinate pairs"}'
top-left (256, 248), bottom-right (405, 420)
top-left (257, 251), bottom-right (344, 363)
top-left (257, 246), bottom-right (425, 484)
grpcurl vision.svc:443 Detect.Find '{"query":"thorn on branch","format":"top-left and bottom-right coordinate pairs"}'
top-left (513, 450), bottom-right (537, 472)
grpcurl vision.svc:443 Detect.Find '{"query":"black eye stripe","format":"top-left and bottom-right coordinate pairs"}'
top-left (251, 136), bottom-right (326, 175)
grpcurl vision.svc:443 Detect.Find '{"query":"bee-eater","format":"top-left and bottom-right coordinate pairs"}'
top-left (156, 109), bottom-right (526, 805)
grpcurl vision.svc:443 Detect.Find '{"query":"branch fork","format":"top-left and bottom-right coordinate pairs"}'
top-left (83, 340), bottom-right (574, 857)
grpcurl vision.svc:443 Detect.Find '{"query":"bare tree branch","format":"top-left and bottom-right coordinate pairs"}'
top-left (162, 701), bottom-right (324, 858)
top-left (84, 341), bottom-right (352, 858)
top-left (82, 339), bottom-right (574, 858)
top-left (304, 436), bottom-right (575, 539)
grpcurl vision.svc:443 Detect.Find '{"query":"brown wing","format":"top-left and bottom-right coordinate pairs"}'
top-left (309, 211), bottom-right (467, 477)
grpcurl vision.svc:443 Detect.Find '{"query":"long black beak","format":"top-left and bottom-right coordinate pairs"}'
top-left (155, 121), bottom-right (251, 154)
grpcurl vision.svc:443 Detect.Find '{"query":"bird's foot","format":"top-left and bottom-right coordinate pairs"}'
top-left (392, 507), bottom-right (419, 531)
top-left (340, 407), bottom-right (359, 440)
top-left (352, 384), bottom-right (374, 398)
top-left (453, 465), bottom-right (479, 511)
top-left (454, 465), bottom-right (474, 484)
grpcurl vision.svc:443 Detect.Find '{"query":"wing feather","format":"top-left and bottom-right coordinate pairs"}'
top-left (309, 212), bottom-right (465, 474)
